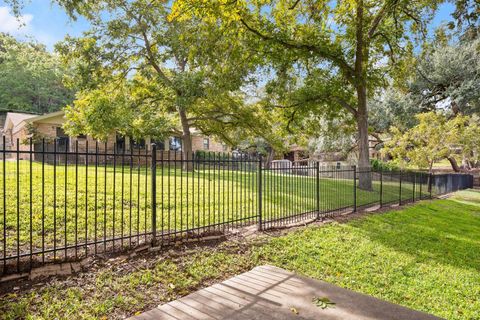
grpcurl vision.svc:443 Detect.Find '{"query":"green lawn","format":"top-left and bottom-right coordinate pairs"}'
top-left (255, 190), bottom-right (480, 320)
top-left (1, 190), bottom-right (478, 320)
top-left (0, 161), bottom-right (422, 259)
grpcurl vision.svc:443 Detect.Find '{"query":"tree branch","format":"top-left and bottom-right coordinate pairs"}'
top-left (268, 94), bottom-right (357, 117)
top-left (369, 132), bottom-right (384, 144)
top-left (332, 96), bottom-right (358, 117)
top-left (140, 29), bottom-right (178, 94)
top-left (368, 0), bottom-right (399, 38)
top-left (289, 0), bottom-right (301, 10)
top-left (374, 32), bottom-right (396, 63)
top-left (240, 18), bottom-right (355, 81)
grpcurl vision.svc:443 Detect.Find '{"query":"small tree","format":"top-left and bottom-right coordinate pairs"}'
top-left (454, 114), bottom-right (480, 169)
top-left (382, 112), bottom-right (480, 172)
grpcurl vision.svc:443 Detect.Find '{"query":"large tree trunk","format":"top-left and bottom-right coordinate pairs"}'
top-left (447, 156), bottom-right (461, 172)
top-left (178, 107), bottom-right (193, 171)
top-left (264, 147), bottom-right (275, 169)
top-left (354, 0), bottom-right (372, 191)
top-left (427, 160), bottom-right (434, 193)
top-left (356, 83), bottom-right (372, 190)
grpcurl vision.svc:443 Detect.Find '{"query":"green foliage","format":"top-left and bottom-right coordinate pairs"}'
top-left (451, 0), bottom-right (480, 39)
top-left (312, 297), bottom-right (336, 309)
top-left (171, 0), bottom-right (444, 171)
top-left (382, 111), bottom-right (480, 171)
top-left (53, 0), bottom-right (265, 150)
top-left (307, 119), bottom-right (357, 158)
top-left (64, 77), bottom-right (175, 141)
top-left (370, 159), bottom-right (399, 171)
top-left (194, 150), bottom-right (230, 160)
top-left (369, 88), bottom-right (422, 133)
top-left (0, 33), bottom-right (74, 113)
top-left (409, 37), bottom-right (480, 115)
top-left (371, 36), bottom-right (480, 134)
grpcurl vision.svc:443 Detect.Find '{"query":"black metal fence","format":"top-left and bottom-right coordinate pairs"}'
top-left (0, 139), bottom-right (473, 275)
top-left (431, 173), bottom-right (474, 194)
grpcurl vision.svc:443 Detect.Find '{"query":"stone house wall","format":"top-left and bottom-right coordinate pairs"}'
top-left (191, 136), bottom-right (227, 153)
top-left (5, 112), bottom-right (229, 163)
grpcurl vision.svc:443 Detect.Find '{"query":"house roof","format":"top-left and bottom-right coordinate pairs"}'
top-left (3, 110), bottom-right (213, 141)
top-left (3, 112), bottom-right (39, 133)
top-left (27, 110), bottom-right (65, 124)
top-left (289, 144), bottom-right (306, 152)
top-left (4, 110), bottom-right (65, 134)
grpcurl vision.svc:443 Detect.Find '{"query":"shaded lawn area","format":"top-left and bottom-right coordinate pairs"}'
top-left (0, 161), bottom-right (419, 258)
top-left (0, 190), bottom-right (471, 320)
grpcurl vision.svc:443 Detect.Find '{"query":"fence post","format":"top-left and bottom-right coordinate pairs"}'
top-left (428, 172), bottom-right (433, 199)
top-left (419, 173), bottom-right (423, 199)
top-left (151, 143), bottom-right (157, 246)
top-left (379, 167), bottom-right (383, 207)
top-left (353, 165), bottom-right (357, 212)
top-left (412, 172), bottom-right (416, 202)
top-left (316, 161), bottom-right (320, 220)
top-left (399, 170), bottom-right (403, 206)
top-left (2, 136), bottom-right (5, 274)
top-left (258, 155), bottom-right (263, 231)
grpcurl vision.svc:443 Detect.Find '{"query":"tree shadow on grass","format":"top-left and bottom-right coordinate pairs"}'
top-left (350, 198), bottom-right (480, 272)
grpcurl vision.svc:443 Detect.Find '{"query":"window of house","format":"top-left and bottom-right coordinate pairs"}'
top-left (116, 135), bottom-right (125, 153)
top-left (203, 138), bottom-right (210, 150)
top-left (152, 139), bottom-right (165, 150)
top-left (132, 138), bottom-right (146, 149)
top-left (169, 137), bottom-right (182, 151)
top-left (222, 144), bottom-right (228, 151)
top-left (56, 127), bottom-right (69, 151)
top-left (56, 127), bottom-right (68, 138)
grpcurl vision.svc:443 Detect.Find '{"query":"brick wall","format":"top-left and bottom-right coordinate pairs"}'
top-left (10, 127), bottom-right (30, 159)
top-left (8, 117), bottom-right (230, 163)
top-left (191, 136), bottom-right (227, 153)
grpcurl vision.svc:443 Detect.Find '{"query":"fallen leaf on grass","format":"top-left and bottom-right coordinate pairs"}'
top-left (312, 297), bottom-right (335, 309)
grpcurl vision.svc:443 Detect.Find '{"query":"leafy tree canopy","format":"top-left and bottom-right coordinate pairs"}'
top-left (0, 33), bottom-right (74, 113)
top-left (408, 37), bottom-right (480, 115)
top-left (450, 0), bottom-right (480, 40)
top-left (382, 111), bottom-right (480, 171)
top-left (50, 0), bottom-right (270, 163)
top-left (63, 76), bottom-right (176, 141)
top-left (171, 0), bottom-right (444, 189)
top-left (369, 34), bottom-right (480, 139)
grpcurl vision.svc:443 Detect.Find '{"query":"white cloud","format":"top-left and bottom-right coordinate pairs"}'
top-left (0, 6), bottom-right (33, 35)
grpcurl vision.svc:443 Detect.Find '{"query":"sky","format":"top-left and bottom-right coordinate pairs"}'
top-left (0, 0), bottom-right (90, 50)
top-left (0, 0), bottom-right (457, 51)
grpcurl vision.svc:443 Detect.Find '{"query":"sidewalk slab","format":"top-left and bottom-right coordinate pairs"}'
top-left (131, 265), bottom-right (443, 320)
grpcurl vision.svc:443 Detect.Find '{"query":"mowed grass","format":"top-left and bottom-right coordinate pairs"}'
top-left (0, 161), bottom-right (422, 257)
top-left (255, 189), bottom-right (480, 319)
top-left (0, 190), bottom-right (478, 319)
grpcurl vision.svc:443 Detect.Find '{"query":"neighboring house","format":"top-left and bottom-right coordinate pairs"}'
top-left (283, 134), bottom-right (381, 166)
top-left (0, 110), bottom-right (39, 138)
top-left (2, 111), bottom-right (40, 149)
top-left (369, 136), bottom-right (382, 160)
top-left (2, 111), bottom-right (229, 160)
top-left (283, 145), bottom-right (308, 162)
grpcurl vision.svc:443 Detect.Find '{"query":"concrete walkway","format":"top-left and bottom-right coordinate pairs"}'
top-left (131, 265), bottom-right (442, 320)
